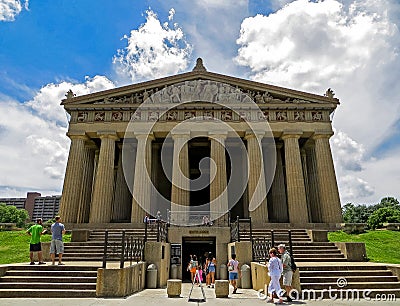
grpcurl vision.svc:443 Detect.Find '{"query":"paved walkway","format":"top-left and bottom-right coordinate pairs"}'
top-left (2, 283), bottom-right (398, 306)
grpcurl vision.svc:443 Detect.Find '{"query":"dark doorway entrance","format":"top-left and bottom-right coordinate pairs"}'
top-left (182, 237), bottom-right (216, 282)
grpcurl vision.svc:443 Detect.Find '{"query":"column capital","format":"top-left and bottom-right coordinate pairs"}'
top-left (171, 132), bottom-right (191, 139)
top-left (97, 131), bottom-right (119, 141)
top-left (134, 133), bottom-right (154, 141)
top-left (312, 131), bottom-right (334, 140)
top-left (281, 130), bottom-right (303, 140)
top-left (244, 130), bottom-right (265, 140)
top-left (67, 131), bottom-right (88, 141)
top-left (209, 131), bottom-right (228, 140)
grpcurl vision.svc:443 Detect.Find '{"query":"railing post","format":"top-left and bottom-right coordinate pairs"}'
top-left (102, 230), bottom-right (108, 268)
top-left (236, 216), bottom-right (240, 242)
top-left (249, 217), bottom-right (253, 241)
top-left (144, 220), bottom-right (148, 243)
top-left (288, 230), bottom-right (293, 255)
top-left (120, 231), bottom-right (126, 269)
top-left (157, 221), bottom-right (160, 242)
top-left (271, 230), bottom-right (274, 248)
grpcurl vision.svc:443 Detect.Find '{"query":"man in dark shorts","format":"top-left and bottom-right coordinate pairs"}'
top-left (26, 218), bottom-right (46, 265)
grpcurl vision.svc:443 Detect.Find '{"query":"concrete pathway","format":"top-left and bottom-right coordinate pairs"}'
top-left (1, 283), bottom-right (398, 306)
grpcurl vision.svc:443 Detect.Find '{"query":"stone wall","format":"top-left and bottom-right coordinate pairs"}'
top-left (96, 262), bottom-right (146, 297)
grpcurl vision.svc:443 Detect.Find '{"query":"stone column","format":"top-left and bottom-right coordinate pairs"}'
top-left (312, 132), bottom-right (342, 223)
top-left (246, 132), bottom-right (268, 225)
top-left (210, 134), bottom-right (228, 223)
top-left (112, 144), bottom-right (132, 222)
top-left (171, 133), bottom-right (190, 224)
top-left (76, 144), bottom-right (96, 223)
top-left (301, 149), bottom-right (313, 222)
top-left (281, 132), bottom-right (309, 224)
top-left (89, 132), bottom-right (119, 223)
top-left (270, 144), bottom-right (288, 222)
top-left (305, 141), bottom-right (322, 223)
top-left (59, 133), bottom-right (88, 223)
top-left (131, 134), bottom-right (154, 223)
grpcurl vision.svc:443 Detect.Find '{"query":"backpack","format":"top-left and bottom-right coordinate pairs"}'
top-left (290, 255), bottom-right (297, 272)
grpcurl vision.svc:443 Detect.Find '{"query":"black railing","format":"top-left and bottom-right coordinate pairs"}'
top-left (251, 229), bottom-right (294, 262)
top-left (102, 230), bottom-right (145, 268)
top-left (252, 237), bottom-right (271, 262)
top-left (230, 216), bottom-right (252, 242)
top-left (144, 220), bottom-right (168, 242)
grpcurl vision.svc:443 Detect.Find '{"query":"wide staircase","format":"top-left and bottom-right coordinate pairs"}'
top-left (0, 264), bottom-right (98, 298)
top-left (63, 228), bottom-right (156, 262)
top-left (299, 265), bottom-right (400, 298)
top-left (251, 228), bottom-right (400, 298)
top-left (250, 229), bottom-right (346, 262)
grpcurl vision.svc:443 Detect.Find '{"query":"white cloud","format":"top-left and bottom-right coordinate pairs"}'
top-left (26, 75), bottom-right (115, 126)
top-left (113, 9), bottom-right (192, 83)
top-left (157, 0), bottom-right (250, 75)
top-left (0, 76), bottom-right (115, 197)
top-left (0, 0), bottom-right (28, 22)
top-left (331, 131), bottom-right (365, 172)
top-left (235, 0), bottom-right (400, 204)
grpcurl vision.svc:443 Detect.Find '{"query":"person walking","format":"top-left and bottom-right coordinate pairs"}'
top-left (278, 244), bottom-right (294, 302)
top-left (26, 218), bottom-right (46, 265)
top-left (227, 254), bottom-right (240, 294)
top-left (50, 216), bottom-right (66, 265)
top-left (206, 255), bottom-right (217, 288)
top-left (267, 248), bottom-right (283, 304)
top-left (188, 255), bottom-right (198, 284)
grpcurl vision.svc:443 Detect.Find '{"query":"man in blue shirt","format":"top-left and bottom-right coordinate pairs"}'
top-left (50, 216), bottom-right (66, 265)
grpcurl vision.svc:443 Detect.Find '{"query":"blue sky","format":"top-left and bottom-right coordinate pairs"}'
top-left (0, 0), bottom-right (399, 205)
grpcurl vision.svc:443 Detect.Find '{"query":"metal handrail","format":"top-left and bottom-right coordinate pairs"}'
top-left (102, 230), bottom-right (145, 268)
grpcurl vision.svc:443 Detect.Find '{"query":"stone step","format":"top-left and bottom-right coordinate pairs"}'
top-left (300, 276), bottom-right (399, 283)
top-left (0, 289), bottom-right (97, 298)
top-left (296, 258), bottom-right (348, 262)
top-left (294, 254), bottom-right (345, 259)
top-left (0, 276), bottom-right (97, 283)
top-left (300, 265), bottom-right (388, 271)
top-left (291, 249), bottom-right (342, 254)
top-left (300, 270), bottom-right (393, 277)
top-left (301, 282), bottom-right (400, 290)
top-left (0, 282), bottom-right (96, 290)
top-left (6, 270), bottom-right (98, 277)
top-left (7, 265), bottom-right (99, 271)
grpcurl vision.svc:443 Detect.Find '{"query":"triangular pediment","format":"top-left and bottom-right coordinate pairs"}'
top-left (62, 60), bottom-right (338, 108)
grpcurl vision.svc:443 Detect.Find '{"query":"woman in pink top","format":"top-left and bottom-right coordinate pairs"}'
top-left (227, 254), bottom-right (241, 294)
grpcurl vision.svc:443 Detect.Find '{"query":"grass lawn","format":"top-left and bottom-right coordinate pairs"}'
top-left (329, 230), bottom-right (400, 264)
top-left (0, 230), bottom-right (71, 265)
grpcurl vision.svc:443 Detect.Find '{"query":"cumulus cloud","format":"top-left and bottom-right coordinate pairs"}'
top-left (331, 131), bottom-right (365, 172)
top-left (113, 9), bottom-right (192, 83)
top-left (0, 0), bottom-right (28, 22)
top-left (156, 0), bottom-right (250, 74)
top-left (26, 75), bottom-right (115, 126)
top-left (235, 0), bottom-right (400, 204)
top-left (0, 76), bottom-right (115, 197)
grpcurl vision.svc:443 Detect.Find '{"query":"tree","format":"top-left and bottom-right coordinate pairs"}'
top-left (367, 207), bottom-right (400, 230)
top-left (374, 197), bottom-right (400, 210)
top-left (342, 203), bottom-right (374, 223)
top-left (0, 204), bottom-right (29, 228)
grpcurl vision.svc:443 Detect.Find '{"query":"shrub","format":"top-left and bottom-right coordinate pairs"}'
top-left (367, 207), bottom-right (400, 230)
top-left (0, 204), bottom-right (29, 228)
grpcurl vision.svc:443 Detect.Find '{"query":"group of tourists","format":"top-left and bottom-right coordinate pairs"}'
top-left (26, 216), bottom-right (66, 265)
top-left (266, 244), bottom-right (294, 304)
top-left (187, 244), bottom-right (294, 302)
top-left (187, 253), bottom-right (217, 288)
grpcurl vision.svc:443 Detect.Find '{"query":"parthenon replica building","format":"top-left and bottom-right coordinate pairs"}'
top-left (59, 58), bottom-right (342, 231)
